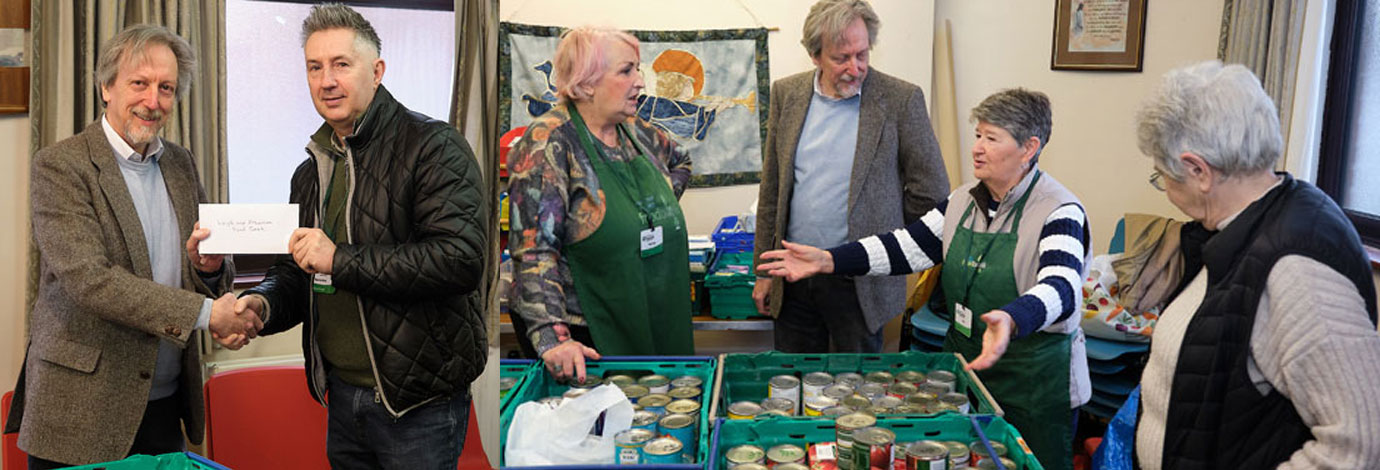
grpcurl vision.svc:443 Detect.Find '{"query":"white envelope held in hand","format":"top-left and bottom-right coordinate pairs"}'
top-left (198, 204), bottom-right (300, 254)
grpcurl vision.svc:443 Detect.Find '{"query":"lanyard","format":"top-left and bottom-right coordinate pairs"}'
top-left (956, 170), bottom-right (1041, 305)
top-left (568, 105), bottom-right (657, 227)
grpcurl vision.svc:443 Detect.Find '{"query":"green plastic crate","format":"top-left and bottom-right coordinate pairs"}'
top-left (500, 359), bottom-right (535, 418)
top-left (707, 414), bottom-right (1043, 470)
top-left (500, 356), bottom-right (718, 468)
top-left (65, 452), bottom-right (229, 470)
top-left (705, 252), bottom-right (760, 320)
top-left (712, 351), bottom-right (1002, 419)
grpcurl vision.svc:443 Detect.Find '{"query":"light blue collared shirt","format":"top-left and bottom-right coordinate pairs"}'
top-left (786, 71), bottom-right (862, 248)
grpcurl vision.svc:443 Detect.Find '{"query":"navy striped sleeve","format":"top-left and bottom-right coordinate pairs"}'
top-left (1001, 203), bottom-right (1088, 339)
top-left (827, 198), bottom-right (949, 277)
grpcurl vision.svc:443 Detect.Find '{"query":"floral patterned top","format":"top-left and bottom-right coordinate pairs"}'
top-left (507, 103), bottom-right (692, 355)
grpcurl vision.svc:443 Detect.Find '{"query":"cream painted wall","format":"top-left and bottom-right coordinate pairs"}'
top-left (936, 0), bottom-right (1218, 250)
top-left (1, 115), bottom-right (30, 393)
top-left (500, 0), bottom-right (936, 234)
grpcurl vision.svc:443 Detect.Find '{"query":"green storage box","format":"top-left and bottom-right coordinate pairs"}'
top-left (704, 251), bottom-right (760, 320)
top-left (65, 452), bottom-right (229, 470)
top-left (500, 359), bottom-right (535, 418)
top-left (708, 414), bottom-right (1043, 470)
top-left (712, 351), bottom-right (1002, 418)
top-left (500, 356), bottom-right (717, 468)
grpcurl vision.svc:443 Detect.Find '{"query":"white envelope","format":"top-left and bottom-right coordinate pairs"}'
top-left (198, 204), bottom-right (300, 254)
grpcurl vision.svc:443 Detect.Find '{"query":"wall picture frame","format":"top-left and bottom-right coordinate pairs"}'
top-left (0, 0), bottom-right (30, 114)
top-left (1051, 0), bottom-right (1148, 72)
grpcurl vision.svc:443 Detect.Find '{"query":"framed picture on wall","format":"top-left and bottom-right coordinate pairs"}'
top-left (1051, 0), bottom-right (1148, 71)
top-left (0, 0), bottom-right (30, 114)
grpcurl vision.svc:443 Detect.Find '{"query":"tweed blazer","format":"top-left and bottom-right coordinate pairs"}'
top-left (754, 69), bottom-right (949, 333)
top-left (6, 121), bottom-right (233, 465)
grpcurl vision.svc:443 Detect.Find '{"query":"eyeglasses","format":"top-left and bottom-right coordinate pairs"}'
top-left (1149, 170), bottom-right (1166, 192)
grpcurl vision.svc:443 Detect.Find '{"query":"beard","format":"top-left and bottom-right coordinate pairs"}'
top-left (123, 106), bottom-right (166, 147)
top-left (834, 73), bottom-right (862, 99)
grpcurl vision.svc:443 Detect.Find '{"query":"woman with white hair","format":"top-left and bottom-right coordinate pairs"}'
top-left (759, 88), bottom-right (1090, 470)
top-left (1133, 60), bottom-right (1380, 468)
top-left (507, 27), bottom-right (695, 382)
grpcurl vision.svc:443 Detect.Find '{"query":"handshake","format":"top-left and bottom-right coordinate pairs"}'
top-left (208, 293), bottom-right (266, 350)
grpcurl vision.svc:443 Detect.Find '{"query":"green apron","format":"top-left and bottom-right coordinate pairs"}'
top-left (940, 171), bottom-right (1074, 470)
top-left (562, 106), bottom-right (694, 356)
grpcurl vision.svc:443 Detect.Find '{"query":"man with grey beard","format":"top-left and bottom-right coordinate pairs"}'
top-left (5, 24), bottom-right (257, 468)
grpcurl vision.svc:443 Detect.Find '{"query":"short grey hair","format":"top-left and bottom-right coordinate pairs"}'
top-left (95, 24), bottom-right (197, 102)
top-left (801, 0), bottom-right (880, 58)
top-left (1136, 60), bottom-right (1282, 180)
top-left (971, 88), bottom-right (1053, 161)
top-left (301, 3), bottom-right (382, 58)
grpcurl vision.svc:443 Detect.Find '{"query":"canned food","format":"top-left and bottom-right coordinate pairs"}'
top-left (605, 374), bottom-right (636, 388)
top-left (842, 394), bottom-right (872, 411)
top-left (761, 396), bottom-right (796, 415)
top-left (666, 398), bottom-right (701, 416)
top-left (824, 383), bottom-right (855, 401)
top-left (835, 372), bottom-right (864, 389)
top-left (940, 393), bottom-right (971, 413)
top-left (822, 405), bottom-right (853, 416)
top-left (873, 395), bottom-right (904, 409)
top-left (631, 410), bottom-right (659, 431)
top-left (670, 375), bottom-right (703, 389)
top-left (759, 409), bottom-right (792, 417)
top-left (727, 401), bottom-right (764, 419)
top-left (563, 388), bottom-right (589, 400)
top-left (851, 426), bottom-right (895, 470)
top-left (658, 413), bottom-right (696, 462)
top-left (893, 440), bottom-right (913, 470)
top-left (639, 393), bottom-right (671, 415)
top-left (726, 444), bottom-right (766, 466)
top-left (905, 391), bottom-right (939, 405)
top-left (895, 404), bottom-right (926, 415)
top-left (767, 444), bottom-right (807, 466)
top-left (864, 371), bottom-right (895, 386)
top-left (905, 440), bottom-right (949, 470)
top-left (668, 386), bottom-right (702, 401)
top-left (621, 384), bottom-right (650, 400)
top-left (729, 464), bottom-right (768, 470)
top-left (775, 463), bottom-right (809, 470)
top-left (976, 457), bottom-right (1017, 469)
top-left (968, 441), bottom-right (1007, 465)
top-left (895, 370), bottom-right (926, 386)
top-left (803, 371), bottom-right (835, 400)
top-left (614, 428), bottom-right (655, 465)
top-left (769, 375), bottom-right (802, 414)
top-left (642, 436), bottom-right (683, 464)
top-left (918, 382), bottom-right (951, 397)
top-left (569, 374), bottom-right (603, 389)
top-left (499, 376), bottom-right (517, 395)
top-left (803, 395), bottom-right (839, 416)
top-left (638, 375), bottom-right (672, 394)
top-left (931, 401), bottom-right (961, 414)
top-left (864, 405), bottom-right (891, 416)
top-left (834, 412), bottom-right (877, 467)
top-left (944, 441), bottom-right (971, 466)
top-left (858, 382), bottom-right (888, 399)
top-left (926, 370), bottom-right (957, 392)
top-left (888, 381), bottom-right (918, 399)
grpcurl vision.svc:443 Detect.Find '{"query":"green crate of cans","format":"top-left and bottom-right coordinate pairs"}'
top-left (500, 356), bottom-right (717, 468)
top-left (708, 414), bottom-right (1043, 470)
top-left (711, 351), bottom-right (1002, 421)
top-left (64, 452), bottom-right (231, 470)
top-left (704, 251), bottom-right (761, 320)
top-left (500, 359), bottom-right (536, 419)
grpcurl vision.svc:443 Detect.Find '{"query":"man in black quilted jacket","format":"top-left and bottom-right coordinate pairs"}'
top-left (234, 4), bottom-right (488, 469)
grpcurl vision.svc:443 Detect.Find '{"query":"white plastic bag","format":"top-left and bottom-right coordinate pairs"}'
top-left (505, 384), bottom-right (634, 466)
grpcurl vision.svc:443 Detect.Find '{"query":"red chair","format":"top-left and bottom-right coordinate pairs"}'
top-left (204, 365), bottom-right (330, 470)
top-left (2, 391), bottom-right (26, 470)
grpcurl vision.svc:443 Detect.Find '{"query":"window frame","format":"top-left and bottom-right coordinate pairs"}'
top-left (1315, 0), bottom-right (1380, 246)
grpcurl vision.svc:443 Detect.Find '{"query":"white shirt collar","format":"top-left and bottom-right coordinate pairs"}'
top-left (812, 69), bottom-right (862, 102)
top-left (101, 114), bottom-right (164, 163)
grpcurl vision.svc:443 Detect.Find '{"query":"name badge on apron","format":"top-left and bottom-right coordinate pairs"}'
top-left (954, 302), bottom-right (974, 338)
top-left (312, 273), bottom-right (336, 294)
top-left (640, 225), bottom-right (664, 258)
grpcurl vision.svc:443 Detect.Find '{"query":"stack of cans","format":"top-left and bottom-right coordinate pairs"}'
top-left (730, 369), bottom-right (971, 419)
top-left (606, 373), bottom-right (704, 464)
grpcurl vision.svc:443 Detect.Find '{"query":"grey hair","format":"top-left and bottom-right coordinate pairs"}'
top-left (801, 0), bottom-right (880, 58)
top-left (971, 88), bottom-right (1053, 161)
top-left (1136, 60), bottom-right (1282, 180)
top-left (301, 3), bottom-right (382, 58)
top-left (95, 24), bottom-right (197, 102)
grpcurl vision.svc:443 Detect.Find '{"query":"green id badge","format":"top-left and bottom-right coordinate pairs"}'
top-left (312, 273), bottom-right (336, 294)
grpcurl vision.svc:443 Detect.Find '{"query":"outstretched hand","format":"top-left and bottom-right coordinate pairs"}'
top-left (965, 310), bottom-right (1014, 371)
top-left (755, 240), bottom-right (833, 282)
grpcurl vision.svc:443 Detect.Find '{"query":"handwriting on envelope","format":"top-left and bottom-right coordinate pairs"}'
top-left (198, 204), bottom-right (300, 254)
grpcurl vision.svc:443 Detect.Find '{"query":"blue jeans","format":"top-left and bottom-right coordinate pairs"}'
top-left (326, 374), bottom-right (469, 470)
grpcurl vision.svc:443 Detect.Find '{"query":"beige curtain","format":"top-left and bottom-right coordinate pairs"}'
top-left (452, 0), bottom-right (499, 349)
top-left (27, 1), bottom-right (229, 314)
top-left (1219, 0), bottom-right (1308, 167)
